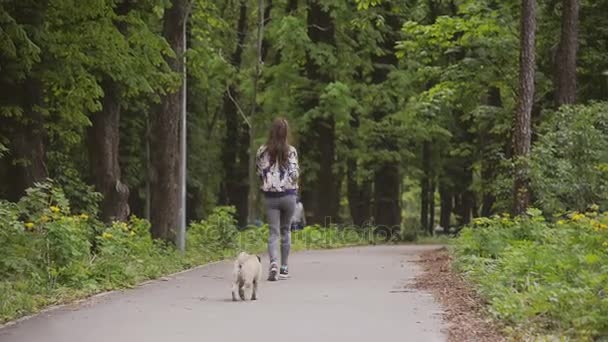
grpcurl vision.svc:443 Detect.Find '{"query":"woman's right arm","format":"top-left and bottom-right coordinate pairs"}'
top-left (287, 147), bottom-right (299, 182)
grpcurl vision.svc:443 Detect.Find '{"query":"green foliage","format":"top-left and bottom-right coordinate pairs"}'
top-left (0, 183), bottom-right (182, 321)
top-left (1, 0), bottom-right (608, 336)
top-left (0, 183), bottom-right (376, 323)
top-left (92, 217), bottom-right (181, 288)
top-left (47, 152), bottom-right (102, 216)
top-left (0, 3), bottom-right (41, 82)
top-left (529, 102), bottom-right (608, 213)
top-left (186, 206), bottom-right (240, 259)
top-left (454, 209), bottom-right (608, 339)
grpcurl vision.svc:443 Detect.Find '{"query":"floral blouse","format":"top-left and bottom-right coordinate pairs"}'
top-left (256, 145), bottom-right (299, 194)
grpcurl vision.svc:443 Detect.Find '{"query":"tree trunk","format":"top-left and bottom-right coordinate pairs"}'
top-left (87, 2), bottom-right (132, 223)
top-left (150, 0), bottom-right (188, 242)
top-left (18, 80), bottom-right (47, 186)
top-left (88, 80), bottom-right (130, 223)
top-left (480, 180), bottom-right (495, 217)
top-left (318, 117), bottom-right (338, 224)
top-left (4, 78), bottom-right (48, 201)
top-left (347, 161), bottom-right (372, 227)
top-left (439, 186), bottom-right (452, 232)
top-left (247, 0), bottom-right (266, 225)
top-left (420, 142), bottom-right (431, 231)
top-left (346, 115), bottom-right (372, 227)
top-left (301, 0), bottom-right (339, 225)
top-left (0, 0), bottom-right (48, 200)
top-left (462, 190), bottom-right (475, 225)
top-left (260, 0), bottom-right (272, 61)
top-left (374, 164), bottom-right (401, 231)
top-left (512, 0), bottom-right (536, 215)
top-left (555, 0), bottom-right (579, 106)
top-left (286, 0), bottom-right (298, 13)
top-left (429, 177), bottom-right (436, 234)
top-left (220, 0), bottom-right (249, 226)
top-left (371, 4), bottom-right (402, 232)
top-left (144, 112), bottom-right (151, 220)
top-left (480, 87), bottom-right (502, 217)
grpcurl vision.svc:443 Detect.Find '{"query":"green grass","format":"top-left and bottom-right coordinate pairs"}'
top-left (413, 234), bottom-right (452, 245)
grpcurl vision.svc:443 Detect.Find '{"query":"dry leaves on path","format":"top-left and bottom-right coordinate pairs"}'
top-left (411, 247), bottom-right (506, 342)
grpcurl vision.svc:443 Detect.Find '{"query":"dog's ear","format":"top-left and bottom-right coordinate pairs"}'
top-left (256, 255), bottom-right (261, 263)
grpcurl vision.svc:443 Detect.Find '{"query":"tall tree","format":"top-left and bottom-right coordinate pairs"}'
top-left (420, 141), bottom-right (432, 232)
top-left (87, 2), bottom-right (133, 223)
top-left (10, 79), bottom-right (48, 197)
top-left (513, 0), bottom-right (537, 215)
top-left (480, 87), bottom-right (503, 217)
top-left (371, 5), bottom-right (403, 231)
top-left (0, 1), bottom-right (48, 200)
top-left (88, 80), bottom-right (129, 223)
top-left (555, 0), bottom-right (579, 106)
top-left (219, 0), bottom-right (249, 227)
top-left (150, 0), bottom-right (189, 241)
top-left (301, 0), bottom-right (339, 225)
top-left (247, 0), bottom-right (267, 224)
top-left (346, 115), bottom-right (372, 227)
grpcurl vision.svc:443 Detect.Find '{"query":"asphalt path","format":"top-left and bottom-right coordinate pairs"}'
top-left (0, 245), bottom-right (446, 342)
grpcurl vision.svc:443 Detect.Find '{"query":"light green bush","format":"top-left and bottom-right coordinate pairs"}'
top-left (454, 209), bottom-right (608, 339)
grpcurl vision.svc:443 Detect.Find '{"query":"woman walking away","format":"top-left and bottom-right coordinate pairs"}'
top-left (256, 118), bottom-right (299, 281)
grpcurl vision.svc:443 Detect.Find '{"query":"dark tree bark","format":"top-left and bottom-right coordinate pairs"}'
top-left (150, 0), bottom-right (188, 241)
top-left (461, 190), bottom-right (475, 225)
top-left (88, 80), bottom-right (130, 223)
top-left (439, 186), bottom-right (452, 232)
top-left (286, 0), bottom-right (298, 13)
top-left (1, 121), bottom-right (46, 203)
top-left (14, 79), bottom-right (48, 191)
top-left (429, 177), bottom-right (436, 233)
top-left (346, 116), bottom-right (372, 227)
top-left (480, 87), bottom-right (502, 217)
top-left (371, 4), bottom-right (402, 231)
top-left (555, 0), bottom-right (579, 106)
top-left (301, 0), bottom-right (339, 225)
top-left (219, 0), bottom-right (249, 226)
top-left (420, 142), bottom-right (431, 232)
top-left (87, 2), bottom-right (132, 223)
top-left (374, 164), bottom-right (401, 230)
top-left (347, 162), bottom-right (372, 227)
top-left (1, 3), bottom-right (48, 200)
top-left (512, 0), bottom-right (537, 215)
top-left (317, 117), bottom-right (339, 223)
top-left (260, 0), bottom-right (273, 61)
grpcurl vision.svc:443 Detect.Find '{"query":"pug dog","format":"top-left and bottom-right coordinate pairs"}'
top-left (232, 252), bottom-right (262, 301)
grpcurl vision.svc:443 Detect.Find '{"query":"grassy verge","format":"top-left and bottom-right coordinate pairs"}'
top-left (452, 209), bottom-right (608, 340)
top-left (0, 203), bottom-right (375, 324)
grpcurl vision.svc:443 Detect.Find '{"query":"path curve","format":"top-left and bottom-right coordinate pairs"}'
top-left (0, 245), bottom-right (446, 342)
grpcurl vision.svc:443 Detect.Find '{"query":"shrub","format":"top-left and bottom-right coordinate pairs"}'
top-left (491, 102), bottom-right (608, 215)
top-left (453, 208), bottom-right (608, 339)
top-left (187, 206), bottom-right (240, 259)
top-left (529, 102), bottom-right (608, 214)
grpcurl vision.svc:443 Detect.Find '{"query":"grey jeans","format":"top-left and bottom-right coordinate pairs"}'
top-left (265, 194), bottom-right (296, 266)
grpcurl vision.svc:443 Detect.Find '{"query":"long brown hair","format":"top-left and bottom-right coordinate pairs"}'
top-left (266, 117), bottom-right (290, 167)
